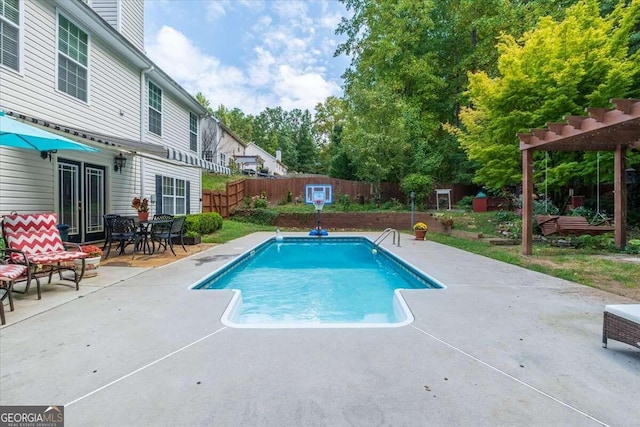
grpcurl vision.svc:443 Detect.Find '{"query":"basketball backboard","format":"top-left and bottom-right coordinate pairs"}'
top-left (305, 185), bottom-right (332, 205)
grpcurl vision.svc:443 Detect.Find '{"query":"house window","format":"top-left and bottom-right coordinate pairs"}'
top-left (0, 0), bottom-right (19, 71)
top-left (189, 113), bottom-right (198, 152)
top-left (162, 176), bottom-right (186, 215)
top-left (58, 14), bottom-right (88, 101)
top-left (148, 81), bottom-right (162, 136)
top-left (203, 150), bottom-right (214, 162)
top-left (219, 153), bottom-right (226, 166)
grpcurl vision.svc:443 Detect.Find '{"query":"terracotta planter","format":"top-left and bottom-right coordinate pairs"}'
top-left (75, 256), bottom-right (101, 278)
top-left (414, 229), bottom-right (427, 240)
top-left (138, 211), bottom-right (149, 221)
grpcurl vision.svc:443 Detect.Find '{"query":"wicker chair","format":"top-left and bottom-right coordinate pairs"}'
top-left (603, 305), bottom-right (640, 350)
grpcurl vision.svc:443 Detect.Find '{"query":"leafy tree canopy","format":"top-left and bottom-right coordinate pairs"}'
top-left (456, 0), bottom-right (640, 191)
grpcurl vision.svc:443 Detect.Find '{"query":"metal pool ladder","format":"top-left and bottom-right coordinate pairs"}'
top-left (373, 228), bottom-right (400, 248)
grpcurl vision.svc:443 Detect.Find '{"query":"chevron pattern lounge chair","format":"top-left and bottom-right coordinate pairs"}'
top-left (1, 213), bottom-right (88, 299)
top-left (0, 263), bottom-right (28, 325)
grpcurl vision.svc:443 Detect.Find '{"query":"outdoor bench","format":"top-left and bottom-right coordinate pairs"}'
top-left (536, 215), bottom-right (615, 236)
top-left (602, 304), bottom-right (640, 350)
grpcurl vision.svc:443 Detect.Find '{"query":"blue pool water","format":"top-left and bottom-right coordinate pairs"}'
top-left (193, 237), bottom-right (444, 327)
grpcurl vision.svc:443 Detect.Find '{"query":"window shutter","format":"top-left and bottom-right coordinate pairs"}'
top-left (186, 180), bottom-right (191, 214)
top-left (155, 175), bottom-right (163, 213)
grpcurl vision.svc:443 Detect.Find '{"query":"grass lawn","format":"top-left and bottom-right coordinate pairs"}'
top-left (203, 219), bottom-right (274, 243)
top-left (202, 173), bottom-right (244, 191)
top-left (428, 232), bottom-right (640, 301)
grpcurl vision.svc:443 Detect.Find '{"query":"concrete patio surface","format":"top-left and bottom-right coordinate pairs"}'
top-left (1, 232), bottom-right (639, 426)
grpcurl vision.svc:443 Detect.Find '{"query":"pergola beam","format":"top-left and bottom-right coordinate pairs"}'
top-left (519, 99), bottom-right (640, 255)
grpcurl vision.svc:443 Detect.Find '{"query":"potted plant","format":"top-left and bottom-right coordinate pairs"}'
top-left (131, 196), bottom-right (149, 221)
top-left (436, 213), bottom-right (454, 231)
top-left (413, 222), bottom-right (428, 240)
top-left (183, 230), bottom-right (201, 245)
top-left (75, 245), bottom-right (103, 278)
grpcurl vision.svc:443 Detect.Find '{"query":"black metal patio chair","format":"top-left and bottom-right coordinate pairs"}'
top-left (102, 214), bottom-right (120, 258)
top-left (109, 217), bottom-right (144, 258)
top-left (150, 216), bottom-right (186, 256)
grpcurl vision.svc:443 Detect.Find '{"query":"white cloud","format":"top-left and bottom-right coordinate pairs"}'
top-left (145, 1), bottom-right (344, 116)
top-left (273, 65), bottom-right (340, 111)
top-left (205, 1), bottom-right (227, 22)
top-left (248, 46), bottom-right (276, 86)
top-left (319, 1), bottom-right (344, 29)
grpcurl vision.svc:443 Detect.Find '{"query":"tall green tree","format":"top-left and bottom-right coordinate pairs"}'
top-left (335, 0), bottom-right (565, 187)
top-left (195, 92), bottom-right (214, 115)
top-left (293, 110), bottom-right (318, 173)
top-left (456, 0), bottom-right (640, 191)
top-left (213, 105), bottom-right (254, 143)
top-left (315, 97), bottom-right (347, 176)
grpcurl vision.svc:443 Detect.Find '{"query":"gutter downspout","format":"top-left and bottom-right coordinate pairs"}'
top-left (140, 66), bottom-right (154, 203)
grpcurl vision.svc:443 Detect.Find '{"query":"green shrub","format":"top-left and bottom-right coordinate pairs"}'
top-left (242, 195), bottom-right (252, 209)
top-left (381, 198), bottom-right (403, 210)
top-left (202, 212), bottom-right (223, 234)
top-left (458, 195), bottom-right (474, 210)
top-left (400, 173), bottom-right (433, 205)
top-left (494, 210), bottom-right (519, 223)
top-left (254, 198), bottom-right (268, 209)
top-left (185, 212), bottom-right (223, 235)
top-left (625, 239), bottom-right (640, 254)
top-left (185, 214), bottom-right (200, 235)
top-left (533, 199), bottom-right (560, 215)
top-left (572, 234), bottom-right (614, 250)
top-left (569, 206), bottom-right (593, 218)
top-left (338, 193), bottom-right (351, 211)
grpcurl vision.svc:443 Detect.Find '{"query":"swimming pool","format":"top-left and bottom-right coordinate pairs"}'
top-left (192, 237), bottom-right (445, 328)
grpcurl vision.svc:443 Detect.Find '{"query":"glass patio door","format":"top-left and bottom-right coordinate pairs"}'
top-left (58, 159), bottom-right (106, 243)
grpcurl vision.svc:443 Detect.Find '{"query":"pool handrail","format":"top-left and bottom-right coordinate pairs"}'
top-left (373, 228), bottom-right (400, 248)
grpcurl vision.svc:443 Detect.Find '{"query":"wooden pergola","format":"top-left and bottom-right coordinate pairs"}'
top-left (519, 98), bottom-right (640, 255)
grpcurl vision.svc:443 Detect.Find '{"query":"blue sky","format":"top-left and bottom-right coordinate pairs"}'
top-left (144, 0), bottom-right (351, 115)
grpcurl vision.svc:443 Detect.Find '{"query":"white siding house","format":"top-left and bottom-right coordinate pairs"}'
top-left (201, 117), bottom-right (247, 170)
top-left (0, 0), bottom-right (227, 243)
top-left (244, 143), bottom-right (288, 177)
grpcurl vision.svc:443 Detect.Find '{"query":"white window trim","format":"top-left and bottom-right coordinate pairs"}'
top-left (0, 0), bottom-right (23, 75)
top-left (189, 112), bottom-right (198, 152)
top-left (55, 10), bottom-right (91, 104)
top-left (162, 176), bottom-right (187, 215)
top-left (148, 80), bottom-right (163, 136)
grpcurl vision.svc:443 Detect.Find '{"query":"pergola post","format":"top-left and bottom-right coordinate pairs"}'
top-left (518, 99), bottom-right (638, 254)
top-left (522, 149), bottom-right (534, 255)
top-left (614, 145), bottom-right (627, 249)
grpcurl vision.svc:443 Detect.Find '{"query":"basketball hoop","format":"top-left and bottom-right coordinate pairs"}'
top-left (313, 198), bottom-right (325, 211)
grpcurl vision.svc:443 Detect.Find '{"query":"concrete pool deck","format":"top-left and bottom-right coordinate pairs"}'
top-left (1, 232), bottom-right (639, 426)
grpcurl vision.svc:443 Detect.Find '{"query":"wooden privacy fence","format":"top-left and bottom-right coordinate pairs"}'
top-left (202, 177), bottom-right (404, 217)
top-left (202, 179), bottom-right (245, 218)
top-left (245, 177), bottom-right (404, 204)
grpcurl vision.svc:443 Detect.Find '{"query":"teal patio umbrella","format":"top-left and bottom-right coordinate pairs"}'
top-left (0, 110), bottom-right (99, 155)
